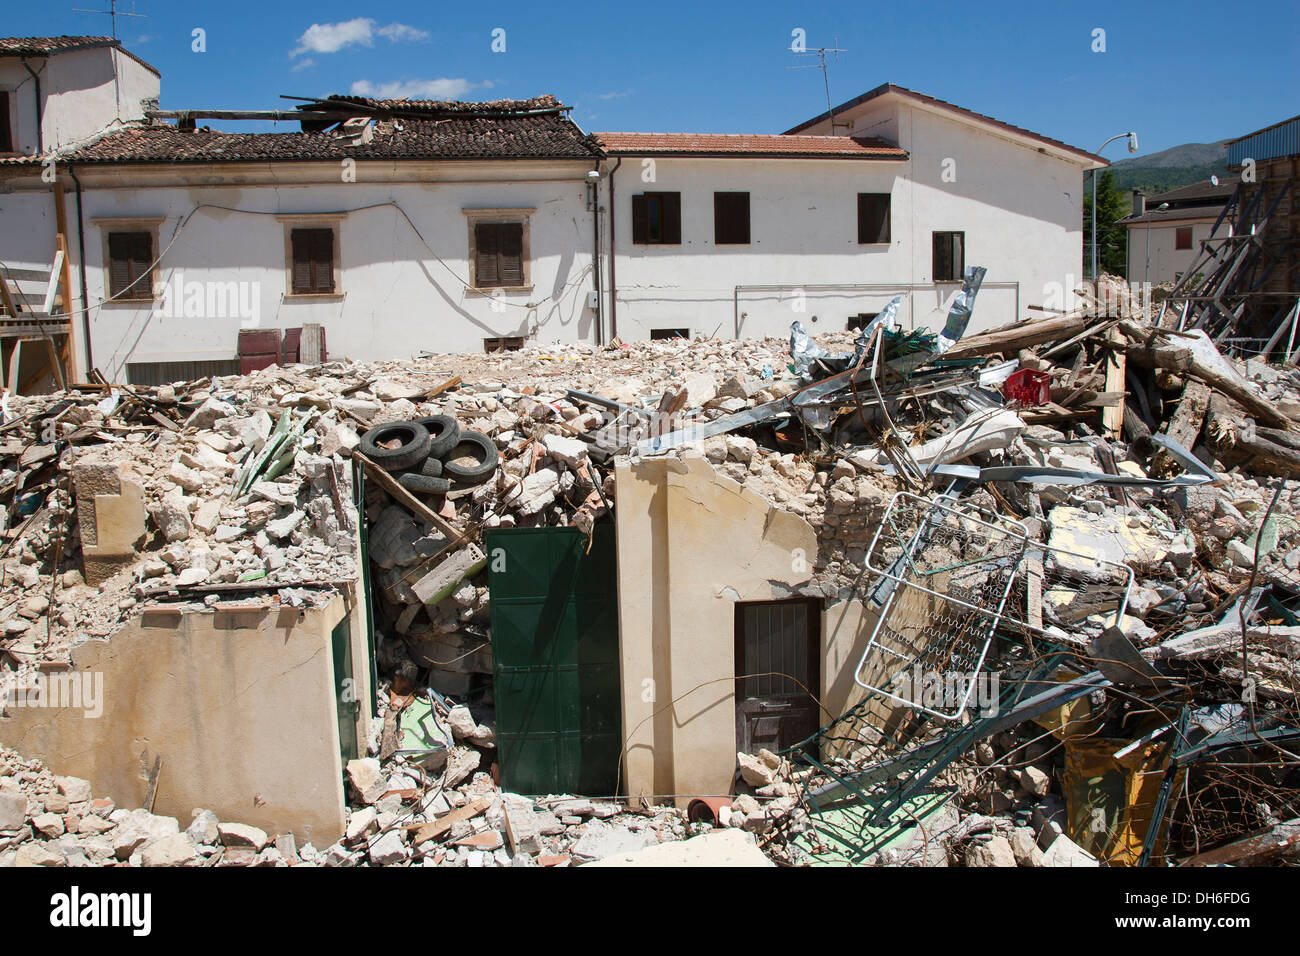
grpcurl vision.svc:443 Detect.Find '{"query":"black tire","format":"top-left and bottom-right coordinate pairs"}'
top-left (419, 456), bottom-right (444, 478)
top-left (441, 430), bottom-right (499, 485)
top-left (397, 472), bottom-right (451, 495)
top-left (359, 421), bottom-right (431, 472)
top-left (416, 415), bottom-right (461, 459)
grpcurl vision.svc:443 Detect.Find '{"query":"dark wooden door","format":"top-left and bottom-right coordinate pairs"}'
top-left (735, 599), bottom-right (821, 756)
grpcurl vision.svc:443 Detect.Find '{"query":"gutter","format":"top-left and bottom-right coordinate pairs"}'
top-left (591, 162), bottom-right (602, 345)
top-left (607, 157), bottom-right (622, 341)
top-left (19, 57), bottom-right (45, 154)
top-left (68, 165), bottom-right (94, 375)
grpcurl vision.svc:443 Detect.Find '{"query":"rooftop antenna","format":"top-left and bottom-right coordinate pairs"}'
top-left (72, 0), bottom-right (146, 40)
top-left (789, 37), bottom-right (848, 131)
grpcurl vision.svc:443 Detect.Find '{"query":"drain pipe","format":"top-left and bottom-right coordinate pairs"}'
top-left (19, 57), bottom-right (45, 153)
top-left (589, 165), bottom-right (603, 345)
top-left (68, 165), bottom-right (94, 375)
top-left (607, 157), bottom-right (622, 341)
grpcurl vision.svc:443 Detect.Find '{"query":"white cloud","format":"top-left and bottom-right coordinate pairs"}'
top-left (376, 23), bottom-right (430, 43)
top-left (291, 19), bottom-right (430, 57)
top-left (597, 90), bottom-right (632, 100)
top-left (291, 58), bottom-right (316, 72)
top-left (349, 78), bottom-right (479, 101)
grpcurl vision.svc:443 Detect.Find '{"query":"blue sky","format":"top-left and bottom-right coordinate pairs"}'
top-left (11, 0), bottom-right (1299, 157)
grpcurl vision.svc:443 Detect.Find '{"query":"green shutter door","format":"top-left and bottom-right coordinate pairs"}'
top-left (487, 524), bottom-right (621, 795)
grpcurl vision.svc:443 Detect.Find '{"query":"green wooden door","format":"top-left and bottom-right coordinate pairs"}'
top-left (487, 524), bottom-right (621, 795)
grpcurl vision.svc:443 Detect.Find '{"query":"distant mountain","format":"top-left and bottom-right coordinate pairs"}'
top-left (1109, 140), bottom-right (1231, 194)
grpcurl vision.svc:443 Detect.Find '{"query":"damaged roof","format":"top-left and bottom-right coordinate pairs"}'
top-left (0, 35), bottom-right (159, 75)
top-left (11, 94), bottom-right (601, 166)
top-left (594, 132), bottom-right (907, 160)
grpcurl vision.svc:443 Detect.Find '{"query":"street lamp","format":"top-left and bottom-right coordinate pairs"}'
top-left (1091, 131), bottom-right (1139, 280)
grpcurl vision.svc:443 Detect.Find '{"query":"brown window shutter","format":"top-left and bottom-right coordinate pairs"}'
top-left (662, 192), bottom-right (681, 244)
top-left (108, 233), bottom-right (131, 297)
top-left (130, 233), bottom-right (153, 295)
top-left (291, 230), bottom-right (313, 294)
top-left (498, 223), bottom-right (524, 286)
top-left (714, 192), bottom-right (750, 244)
top-left (631, 194), bottom-right (649, 244)
top-left (311, 230), bottom-right (333, 293)
top-left (475, 223), bottom-right (500, 286)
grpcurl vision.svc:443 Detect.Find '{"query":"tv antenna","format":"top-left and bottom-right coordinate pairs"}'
top-left (72, 0), bottom-right (146, 40)
top-left (789, 38), bottom-right (848, 130)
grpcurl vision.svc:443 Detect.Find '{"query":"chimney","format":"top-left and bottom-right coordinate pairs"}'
top-left (1132, 192), bottom-right (1146, 217)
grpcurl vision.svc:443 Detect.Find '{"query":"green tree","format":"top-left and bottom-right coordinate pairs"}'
top-left (1083, 169), bottom-right (1128, 277)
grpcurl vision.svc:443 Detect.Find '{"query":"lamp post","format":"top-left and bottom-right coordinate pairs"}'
top-left (1091, 131), bottom-right (1139, 280)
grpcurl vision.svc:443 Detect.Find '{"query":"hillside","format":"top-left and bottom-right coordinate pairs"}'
top-left (1109, 139), bottom-right (1231, 194)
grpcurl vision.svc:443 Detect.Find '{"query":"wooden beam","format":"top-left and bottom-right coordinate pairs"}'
top-left (1102, 329), bottom-right (1126, 440)
top-left (1152, 381), bottom-right (1211, 477)
top-left (52, 180), bottom-right (80, 385)
top-left (354, 451), bottom-right (461, 540)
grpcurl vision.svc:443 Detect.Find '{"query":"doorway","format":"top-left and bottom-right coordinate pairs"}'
top-left (734, 598), bottom-right (821, 756)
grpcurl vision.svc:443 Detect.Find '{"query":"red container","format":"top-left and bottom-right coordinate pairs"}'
top-left (1002, 369), bottom-right (1053, 406)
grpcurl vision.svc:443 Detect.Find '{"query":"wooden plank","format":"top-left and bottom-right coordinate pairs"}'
top-left (354, 451), bottom-right (461, 540)
top-left (40, 250), bottom-right (64, 315)
top-left (407, 796), bottom-right (490, 845)
top-left (422, 375), bottom-right (462, 400)
top-left (1102, 328), bottom-right (1126, 440)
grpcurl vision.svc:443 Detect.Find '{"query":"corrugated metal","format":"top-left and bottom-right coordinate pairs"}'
top-left (1228, 117), bottom-right (1300, 165)
top-left (487, 524), bottom-right (621, 796)
top-left (126, 359), bottom-right (240, 386)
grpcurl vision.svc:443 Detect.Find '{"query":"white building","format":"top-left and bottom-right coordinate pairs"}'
top-left (1121, 179), bottom-right (1234, 286)
top-left (0, 40), bottom-right (1107, 385)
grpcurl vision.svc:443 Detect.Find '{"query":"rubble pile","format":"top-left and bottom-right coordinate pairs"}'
top-left (5, 265), bottom-right (1300, 866)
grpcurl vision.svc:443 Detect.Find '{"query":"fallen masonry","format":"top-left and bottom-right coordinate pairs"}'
top-left (1, 273), bottom-right (1300, 865)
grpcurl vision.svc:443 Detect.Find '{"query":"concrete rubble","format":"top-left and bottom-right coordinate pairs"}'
top-left (2, 270), bottom-right (1300, 866)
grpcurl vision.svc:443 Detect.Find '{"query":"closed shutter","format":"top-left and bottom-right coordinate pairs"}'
top-left (498, 223), bottom-right (524, 286)
top-left (661, 192), bottom-right (681, 244)
top-left (291, 228), bottom-right (334, 294)
top-left (108, 231), bottom-right (152, 299)
top-left (714, 192), bottom-right (750, 244)
top-left (475, 223), bottom-right (500, 286)
top-left (631, 194), bottom-right (649, 244)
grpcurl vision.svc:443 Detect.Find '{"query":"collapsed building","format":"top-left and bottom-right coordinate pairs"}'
top-left (0, 267), bottom-right (1298, 867)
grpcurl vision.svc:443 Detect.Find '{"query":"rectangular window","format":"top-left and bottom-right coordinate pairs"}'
top-left (650, 328), bottom-right (689, 340)
top-left (290, 228), bottom-right (335, 294)
top-left (1175, 226), bottom-right (1193, 250)
top-left (932, 231), bottom-right (965, 281)
top-left (631, 192), bottom-right (681, 244)
top-left (857, 193), bottom-right (891, 244)
top-left (107, 231), bottom-right (154, 300)
top-left (714, 192), bottom-right (750, 244)
top-left (474, 222), bottom-right (525, 287)
top-left (0, 91), bottom-right (12, 153)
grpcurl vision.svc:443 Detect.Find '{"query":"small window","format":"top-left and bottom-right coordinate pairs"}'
top-left (107, 231), bottom-right (154, 300)
top-left (932, 231), bottom-right (965, 281)
top-left (474, 222), bottom-right (525, 287)
top-left (484, 336), bottom-right (525, 353)
top-left (714, 192), bottom-right (750, 244)
top-left (0, 91), bottom-right (12, 153)
top-left (1175, 226), bottom-right (1193, 250)
top-left (848, 312), bottom-right (879, 332)
top-left (290, 228), bottom-right (335, 295)
top-left (632, 192), bottom-right (681, 244)
top-left (858, 193), bottom-right (891, 244)
top-left (650, 328), bottom-right (689, 340)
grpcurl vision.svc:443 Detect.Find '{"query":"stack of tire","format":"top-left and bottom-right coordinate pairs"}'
top-left (358, 415), bottom-right (498, 494)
